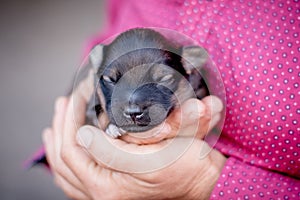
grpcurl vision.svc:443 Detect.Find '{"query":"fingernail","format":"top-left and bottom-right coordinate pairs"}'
top-left (162, 123), bottom-right (171, 134)
top-left (55, 97), bottom-right (65, 113)
top-left (77, 127), bottom-right (94, 148)
top-left (42, 128), bottom-right (51, 143)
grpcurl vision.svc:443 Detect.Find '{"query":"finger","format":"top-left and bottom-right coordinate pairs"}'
top-left (50, 97), bottom-right (91, 195)
top-left (208, 113), bottom-right (222, 132)
top-left (77, 125), bottom-right (195, 174)
top-left (52, 97), bottom-right (68, 160)
top-left (201, 95), bottom-right (223, 116)
top-left (44, 129), bottom-right (87, 198)
top-left (167, 98), bottom-right (206, 129)
top-left (51, 97), bottom-right (69, 178)
top-left (164, 98), bottom-right (206, 139)
top-left (53, 97), bottom-right (69, 133)
top-left (42, 128), bottom-right (55, 169)
top-left (168, 96), bottom-right (223, 139)
top-left (54, 175), bottom-right (90, 200)
top-left (197, 96), bottom-right (223, 138)
top-left (43, 125), bottom-right (89, 197)
top-left (61, 68), bottom-right (96, 146)
top-left (76, 68), bottom-right (95, 103)
top-left (173, 96), bottom-right (223, 128)
top-left (60, 82), bottom-right (101, 187)
top-left (64, 81), bottom-right (90, 143)
top-left (62, 69), bottom-right (94, 140)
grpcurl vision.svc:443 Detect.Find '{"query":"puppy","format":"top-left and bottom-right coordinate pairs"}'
top-left (86, 28), bottom-right (209, 138)
top-left (30, 28), bottom-right (209, 167)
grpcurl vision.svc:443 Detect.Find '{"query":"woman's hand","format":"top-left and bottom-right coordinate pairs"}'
top-left (42, 71), bottom-right (226, 199)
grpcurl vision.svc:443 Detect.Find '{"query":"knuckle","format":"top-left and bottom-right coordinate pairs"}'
top-left (55, 162), bottom-right (66, 176)
top-left (87, 178), bottom-right (119, 200)
top-left (141, 172), bottom-right (161, 184)
top-left (193, 100), bottom-right (206, 119)
top-left (53, 157), bottom-right (68, 176)
top-left (58, 147), bottom-right (77, 173)
top-left (54, 175), bottom-right (63, 188)
top-left (60, 146), bottom-right (71, 163)
top-left (64, 190), bottom-right (79, 200)
top-left (55, 177), bottom-right (87, 200)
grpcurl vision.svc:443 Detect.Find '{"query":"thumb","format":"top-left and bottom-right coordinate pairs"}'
top-left (77, 125), bottom-right (195, 174)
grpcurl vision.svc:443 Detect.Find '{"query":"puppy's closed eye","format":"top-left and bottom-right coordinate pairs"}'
top-left (152, 64), bottom-right (175, 83)
top-left (101, 68), bottom-right (121, 85)
top-left (157, 74), bottom-right (174, 84)
top-left (102, 75), bottom-right (116, 84)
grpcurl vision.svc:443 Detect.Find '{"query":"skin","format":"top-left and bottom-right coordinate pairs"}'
top-left (42, 71), bottom-right (226, 200)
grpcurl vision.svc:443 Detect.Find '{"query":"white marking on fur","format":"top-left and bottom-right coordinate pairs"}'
top-left (106, 124), bottom-right (120, 138)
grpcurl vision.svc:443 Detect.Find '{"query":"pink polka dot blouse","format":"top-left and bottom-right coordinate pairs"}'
top-left (88, 0), bottom-right (300, 199)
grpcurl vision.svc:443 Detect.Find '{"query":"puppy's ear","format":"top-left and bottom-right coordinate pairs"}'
top-left (181, 46), bottom-right (209, 99)
top-left (89, 44), bottom-right (105, 72)
top-left (181, 46), bottom-right (208, 74)
top-left (87, 44), bottom-right (105, 125)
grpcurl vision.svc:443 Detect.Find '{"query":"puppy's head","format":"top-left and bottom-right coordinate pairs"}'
top-left (90, 28), bottom-right (208, 132)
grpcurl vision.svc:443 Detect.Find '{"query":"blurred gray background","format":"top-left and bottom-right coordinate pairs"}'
top-left (0, 0), bottom-right (106, 199)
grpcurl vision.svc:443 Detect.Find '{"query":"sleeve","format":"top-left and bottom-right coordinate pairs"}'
top-left (210, 157), bottom-right (300, 199)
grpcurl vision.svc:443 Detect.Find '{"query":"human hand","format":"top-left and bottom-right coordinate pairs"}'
top-left (43, 66), bottom-right (225, 199)
top-left (43, 94), bottom-right (225, 199)
top-left (42, 68), bottom-right (95, 199)
top-left (75, 125), bottom-right (227, 200)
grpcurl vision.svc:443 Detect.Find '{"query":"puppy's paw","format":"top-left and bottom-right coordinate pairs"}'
top-left (105, 124), bottom-right (127, 138)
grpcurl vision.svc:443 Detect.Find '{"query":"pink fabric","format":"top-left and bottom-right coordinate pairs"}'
top-left (90, 0), bottom-right (300, 198)
top-left (25, 146), bottom-right (49, 169)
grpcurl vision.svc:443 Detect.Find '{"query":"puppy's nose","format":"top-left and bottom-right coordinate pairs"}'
top-left (123, 105), bottom-right (144, 122)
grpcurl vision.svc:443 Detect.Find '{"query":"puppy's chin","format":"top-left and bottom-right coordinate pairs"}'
top-left (120, 122), bottom-right (175, 145)
top-left (120, 124), bottom-right (158, 133)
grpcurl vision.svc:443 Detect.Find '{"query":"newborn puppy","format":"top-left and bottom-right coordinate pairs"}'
top-left (30, 28), bottom-right (209, 167)
top-left (86, 28), bottom-right (209, 138)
